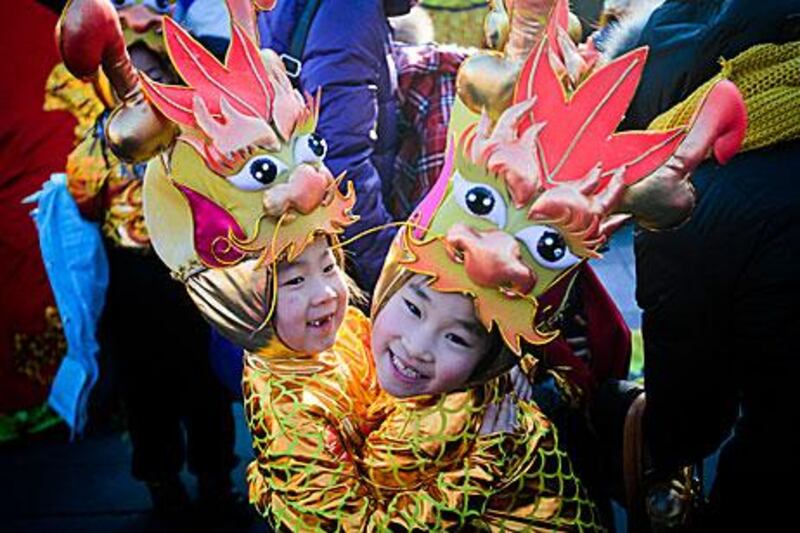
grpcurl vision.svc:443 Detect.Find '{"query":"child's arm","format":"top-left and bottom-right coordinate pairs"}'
top-left (243, 365), bottom-right (373, 531)
top-left (356, 391), bottom-right (508, 529)
top-left (361, 393), bottom-right (603, 530)
top-left (364, 430), bottom-right (516, 530)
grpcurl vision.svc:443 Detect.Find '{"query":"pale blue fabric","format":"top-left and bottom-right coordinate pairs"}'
top-left (32, 175), bottom-right (109, 436)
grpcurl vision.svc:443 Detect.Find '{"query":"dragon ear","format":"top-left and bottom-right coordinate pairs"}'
top-left (617, 80), bottom-right (747, 230)
top-left (172, 182), bottom-right (249, 268)
top-left (410, 138), bottom-right (456, 239)
top-left (58, 0), bottom-right (177, 162)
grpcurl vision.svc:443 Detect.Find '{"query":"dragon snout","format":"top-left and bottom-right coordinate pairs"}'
top-left (262, 164), bottom-right (333, 217)
top-left (445, 223), bottom-right (537, 295)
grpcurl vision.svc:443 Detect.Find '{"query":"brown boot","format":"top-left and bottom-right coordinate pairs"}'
top-left (623, 393), bottom-right (703, 532)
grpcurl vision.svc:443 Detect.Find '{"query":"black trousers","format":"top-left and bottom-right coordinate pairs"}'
top-left (100, 244), bottom-right (236, 482)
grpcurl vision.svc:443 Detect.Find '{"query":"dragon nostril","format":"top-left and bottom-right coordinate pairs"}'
top-left (499, 284), bottom-right (515, 297)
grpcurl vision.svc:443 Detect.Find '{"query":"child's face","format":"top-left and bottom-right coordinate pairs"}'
top-left (274, 237), bottom-right (347, 354)
top-left (371, 275), bottom-right (491, 398)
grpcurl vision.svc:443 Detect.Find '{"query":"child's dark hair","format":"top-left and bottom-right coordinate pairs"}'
top-left (464, 329), bottom-right (518, 387)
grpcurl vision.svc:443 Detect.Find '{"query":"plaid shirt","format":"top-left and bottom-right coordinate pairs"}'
top-left (390, 43), bottom-right (469, 219)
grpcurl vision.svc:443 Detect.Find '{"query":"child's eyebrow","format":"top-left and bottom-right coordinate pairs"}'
top-left (455, 319), bottom-right (482, 335)
top-left (279, 257), bottom-right (307, 271)
top-left (411, 282), bottom-right (482, 333)
top-left (410, 283), bottom-right (431, 302)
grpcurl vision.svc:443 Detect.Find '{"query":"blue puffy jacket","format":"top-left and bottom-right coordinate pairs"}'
top-left (259, 0), bottom-right (401, 289)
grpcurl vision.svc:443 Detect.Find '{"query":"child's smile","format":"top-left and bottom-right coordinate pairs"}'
top-left (372, 275), bottom-right (491, 398)
top-left (307, 310), bottom-right (338, 335)
top-left (275, 237), bottom-right (347, 354)
top-left (387, 344), bottom-right (430, 382)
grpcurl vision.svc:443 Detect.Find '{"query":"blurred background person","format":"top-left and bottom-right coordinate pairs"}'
top-left (34, 0), bottom-right (245, 523)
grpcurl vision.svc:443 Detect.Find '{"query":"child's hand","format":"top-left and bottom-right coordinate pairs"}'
top-left (479, 394), bottom-right (518, 435)
top-left (510, 365), bottom-right (534, 402)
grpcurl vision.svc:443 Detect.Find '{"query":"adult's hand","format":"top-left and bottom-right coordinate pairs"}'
top-left (480, 393), bottom-right (519, 435)
top-left (510, 365), bottom-right (534, 402)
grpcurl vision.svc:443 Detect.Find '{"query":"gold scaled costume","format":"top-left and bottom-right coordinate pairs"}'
top-left (243, 306), bottom-right (379, 530)
top-left (242, 305), bottom-right (603, 531)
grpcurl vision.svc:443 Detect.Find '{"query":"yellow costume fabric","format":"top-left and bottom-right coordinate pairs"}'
top-left (44, 63), bottom-right (106, 137)
top-left (243, 306), bottom-right (602, 531)
top-left (649, 41), bottom-right (800, 151)
top-left (44, 64), bottom-right (149, 248)
top-left (361, 384), bottom-right (603, 531)
top-left (243, 306), bottom-right (380, 531)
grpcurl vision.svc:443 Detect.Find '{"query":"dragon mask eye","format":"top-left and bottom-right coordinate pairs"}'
top-left (227, 154), bottom-right (289, 191)
top-left (293, 133), bottom-right (327, 165)
top-left (452, 172), bottom-right (507, 229)
top-left (516, 225), bottom-right (580, 270)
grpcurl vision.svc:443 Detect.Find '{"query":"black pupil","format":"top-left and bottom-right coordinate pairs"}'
top-left (113, 0), bottom-right (126, 5)
top-left (537, 230), bottom-right (567, 263)
top-left (308, 134), bottom-right (326, 158)
top-left (465, 187), bottom-right (495, 216)
top-left (156, 0), bottom-right (170, 10)
top-left (249, 158), bottom-right (278, 185)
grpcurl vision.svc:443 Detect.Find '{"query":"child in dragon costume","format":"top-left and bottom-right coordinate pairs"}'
top-left (75, 0), bottom-right (747, 529)
top-left (246, 1), bottom-right (747, 527)
top-left (46, 0), bottom-right (177, 247)
top-left (52, 0), bottom-right (247, 516)
top-left (339, 1), bottom-right (746, 529)
top-left (69, 0), bottom-right (382, 527)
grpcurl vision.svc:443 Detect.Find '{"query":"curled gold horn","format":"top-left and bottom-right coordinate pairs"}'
top-left (456, 52), bottom-right (519, 121)
top-left (58, 0), bottom-right (177, 163)
top-left (567, 11), bottom-right (583, 43)
top-left (105, 89), bottom-right (178, 163)
top-left (504, 0), bottom-right (555, 62)
top-left (484, 0), bottom-right (510, 51)
top-left (457, 0), bottom-right (557, 120)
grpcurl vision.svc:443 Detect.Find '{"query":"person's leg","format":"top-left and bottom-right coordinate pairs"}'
top-left (706, 419), bottom-right (797, 531)
top-left (101, 246), bottom-right (189, 512)
top-left (178, 316), bottom-right (237, 495)
top-left (160, 272), bottom-right (240, 512)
